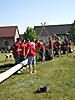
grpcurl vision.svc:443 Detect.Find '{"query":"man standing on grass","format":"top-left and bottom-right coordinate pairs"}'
top-left (56, 37), bottom-right (61, 57)
top-left (25, 39), bottom-right (36, 74)
top-left (19, 38), bottom-right (27, 71)
top-left (12, 38), bottom-right (22, 65)
top-left (20, 38), bottom-right (26, 62)
top-left (35, 40), bottom-right (45, 64)
top-left (65, 38), bottom-right (70, 55)
top-left (48, 36), bottom-right (54, 60)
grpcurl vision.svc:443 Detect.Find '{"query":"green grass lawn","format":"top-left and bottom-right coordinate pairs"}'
top-left (0, 52), bottom-right (75, 100)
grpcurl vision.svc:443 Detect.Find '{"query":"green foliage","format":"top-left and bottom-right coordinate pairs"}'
top-left (69, 20), bottom-right (75, 43)
top-left (23, 27), bottom-right (39, 41)
top-left (36, 51), bottom-right (42, 61)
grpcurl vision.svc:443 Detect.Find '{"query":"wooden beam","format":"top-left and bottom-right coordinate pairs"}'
top-left (39, 22), bottom-right (50, 36)
top-left (0, 59), bottom-right (28, 83)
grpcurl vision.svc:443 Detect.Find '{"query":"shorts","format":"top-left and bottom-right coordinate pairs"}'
top-left (57, 47), bottom-right (61, 52)
top-left (66, 47), bottom-right (69, 52)
top-left (49, 49), bottom-right (53, 55)
top-left (28, 56), bottom-right (36, 65)
top-left (41, 50), bottom-right (45, 58)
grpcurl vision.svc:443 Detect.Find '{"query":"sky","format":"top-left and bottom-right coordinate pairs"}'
top-left (0, 0), bottom-right (75, 34)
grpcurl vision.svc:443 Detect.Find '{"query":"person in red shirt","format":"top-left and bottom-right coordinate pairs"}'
top-left (25, 39), bottom-right (36, 74)
top-left (56, 37), bottom-right (61, 57)
top-left (12, 38), bottom-right (21, 65)
top-left (65, 38), bottom-right (70, 55)
top-left (20, 38), bottom-right (26, 62)
top-left (48, 36), bottom-right (54, 60)
top-left (35, 40), bottom-right (45, 64)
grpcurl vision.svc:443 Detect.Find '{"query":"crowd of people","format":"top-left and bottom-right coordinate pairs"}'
top-left (12, 36), bottom-right (71, 74)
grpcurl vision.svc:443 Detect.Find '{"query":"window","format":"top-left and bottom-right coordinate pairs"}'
top-left (3, 40), bottom-right (10, 46)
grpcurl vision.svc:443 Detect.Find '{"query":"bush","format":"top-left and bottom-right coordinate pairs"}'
top-left (36, 51), bottom-right (42, 61)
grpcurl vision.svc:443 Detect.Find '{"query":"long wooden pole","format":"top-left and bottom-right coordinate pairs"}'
top-left (41, 23), bottom-right (50, 36)
top-left (54, 34), bottom-right (59, 39)
top-left (39, 22), bottom-right (50, 36)
top-left (0, 59), bottom-right (28, 83)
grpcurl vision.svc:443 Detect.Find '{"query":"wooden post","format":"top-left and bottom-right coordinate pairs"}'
top-left (39, 22), bottom-right (50, 36)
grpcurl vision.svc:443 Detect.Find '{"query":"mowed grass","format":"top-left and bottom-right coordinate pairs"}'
top-left (0, 52), bottom-right (75, 100)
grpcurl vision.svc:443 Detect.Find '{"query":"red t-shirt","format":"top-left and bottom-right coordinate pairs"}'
top-left (56, 40), bottom-right (61, 47)
top-left (37, 42), bottom-right (45, 52)
top-left (65, 40), bottom-right (69, 47)
top-left (49, 39), bottom-right (53, 49)
top-left (12, 42), bottom-right (21, 56)
top-left (27, 42), bottom-right (36, 56)
top-left (20, 43), bottom-right (26, 56)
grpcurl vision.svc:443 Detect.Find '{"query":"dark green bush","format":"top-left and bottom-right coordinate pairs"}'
top-left (36, 51), bottom-right (42, 61)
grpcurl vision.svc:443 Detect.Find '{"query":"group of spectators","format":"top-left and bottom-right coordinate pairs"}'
top-left (12, 36), bottom-right (70, 74)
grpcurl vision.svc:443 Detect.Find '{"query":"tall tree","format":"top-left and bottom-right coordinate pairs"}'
top-left (69, 20), bottom-right (75, 43)
top-left (23, 27), bottom-right (39, 41)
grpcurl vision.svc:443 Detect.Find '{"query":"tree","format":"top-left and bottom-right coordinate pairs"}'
top-left (68, 20), bottom-right (75, 43)
top-left (23, 27), bottom-right (39, 41)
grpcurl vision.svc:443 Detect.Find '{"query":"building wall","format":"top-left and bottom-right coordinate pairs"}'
top-left (0, 27), bottom-right (20, 50)
top-left (34, 24), bottom-right (72, 42)
top-left (0, 37), bottom-right (14, 50)
top-left (39, 36), bottom-right (48, 42)
top-left (14, 29), bottom-right (19, 42)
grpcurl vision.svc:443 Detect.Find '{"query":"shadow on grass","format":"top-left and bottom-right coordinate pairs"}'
top-left (34, 90), bottom-right (41, 94)
top-left (13, 72), bottom-right (24, 75)
top-left (0, 63), bottom-right (15, 68)
top-left (0, 63), bottom-right (15, 73)
top-left (34, 90), bottom-right (48, 94)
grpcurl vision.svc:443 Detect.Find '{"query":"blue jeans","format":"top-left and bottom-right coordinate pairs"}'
top-left (14, 56), bottom-right (20, 65)
top-left (41, 50), bottom-right (45, 58)
top-left (57, 47), bottom-right (61, 52)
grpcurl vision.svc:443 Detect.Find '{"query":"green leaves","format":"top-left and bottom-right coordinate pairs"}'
top-left (69, 20), bottom-right (75, 43)
top-left (23, 27), bottom-right (38, 41)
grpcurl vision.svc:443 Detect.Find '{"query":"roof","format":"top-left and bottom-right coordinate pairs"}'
top-left (34, 24), bottom-right (72, 36)
top-left (0, 26), bottom-right (19, 37)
